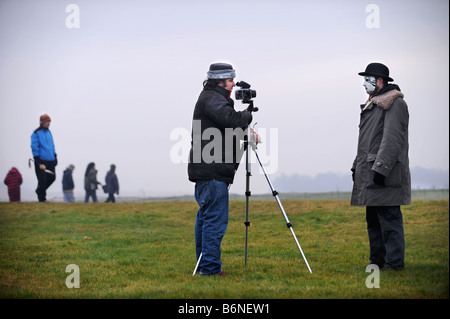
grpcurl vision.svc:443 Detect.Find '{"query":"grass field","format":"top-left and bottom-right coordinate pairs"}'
top-left (0, 199), bottom-right (448, 299)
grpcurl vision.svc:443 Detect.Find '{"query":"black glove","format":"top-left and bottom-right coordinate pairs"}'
top-left (54, 154), bottom-right (58, 167)
top-left (373, 172), bottom-right (385, 186)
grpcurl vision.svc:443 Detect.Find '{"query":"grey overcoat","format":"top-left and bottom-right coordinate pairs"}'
top-left (351, 87), bottom-right (411, 206)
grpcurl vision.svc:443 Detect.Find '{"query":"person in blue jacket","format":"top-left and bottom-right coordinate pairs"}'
top-left (31, 114), bottom-right (57, 202)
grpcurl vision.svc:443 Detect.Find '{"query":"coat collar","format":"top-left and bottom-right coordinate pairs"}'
top-left (371, 89), bottom-right (404, 110)
top-left (361, 89), bottom-right (404, 112)
top-left (213, 85), bottom-right (232, 99)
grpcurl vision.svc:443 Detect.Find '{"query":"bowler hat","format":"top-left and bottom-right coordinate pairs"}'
top-left (358, 62), bottom-right (393, 82)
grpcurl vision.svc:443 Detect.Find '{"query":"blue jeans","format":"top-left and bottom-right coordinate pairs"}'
top-left (195, 180), bottom-right (229, 274)
top-left (63, 191), bottom-right (75, 203)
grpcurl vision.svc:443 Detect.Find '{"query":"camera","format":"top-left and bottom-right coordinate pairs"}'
top-left (235, 81), bottom-right (256, 103)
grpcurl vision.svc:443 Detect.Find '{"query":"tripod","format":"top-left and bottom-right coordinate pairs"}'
top-left (243, 113), bottom-right (312, 274)
top-left (192, 101), bottom-right (312, 275)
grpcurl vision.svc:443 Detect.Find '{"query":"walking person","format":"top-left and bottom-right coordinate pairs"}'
top-left (31, 114), bottom-right (57, 202)
top-left (188, 63), bottom-right (258, 276)
top-left (105, 164), bottom-right (119, 203)
top-left (62, 164), bottom-right (75, 202)
top-left (351, 62), bottom-right (411, 271)
top-left (84, 162), bottom-right (101, 203)
top-left (4, 167), bottom-right (23, 202)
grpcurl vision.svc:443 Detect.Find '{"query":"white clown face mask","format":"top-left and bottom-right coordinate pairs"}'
top-left (363, 76), bottom-right (377, 94)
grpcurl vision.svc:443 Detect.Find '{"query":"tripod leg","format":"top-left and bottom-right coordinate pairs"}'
top-left (288, 226), bottom-right (313, 273)
top-left (244, 200), bottom-right (249, 267)
top-left (254, 148), bottom-right (312, 273)
top-left (192, 253), bottom-right (202, 276)
top-left (244, 134), bottom-right (251, 267)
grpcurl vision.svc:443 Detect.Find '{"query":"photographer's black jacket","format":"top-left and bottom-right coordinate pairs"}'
top-left (188, 86), bottom-right (253, 184)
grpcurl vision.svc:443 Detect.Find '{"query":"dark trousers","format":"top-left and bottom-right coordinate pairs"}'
top-left (85, 190), bottom-right (98, 203)
top-left (34, 160), bottom-right (56, 202)
top-left (366, 206), bottom-right (405, 269)
top-left (106, 193), bottom-right (116, 203)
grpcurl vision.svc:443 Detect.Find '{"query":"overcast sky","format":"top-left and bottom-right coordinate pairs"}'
top-left (0, 0), bottom-right (448, 201)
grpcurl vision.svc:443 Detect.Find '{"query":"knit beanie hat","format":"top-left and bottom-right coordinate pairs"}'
top-left (40, 114), bottom-right (51, 124)
top-left (207, 63), bottom-right (236, 79)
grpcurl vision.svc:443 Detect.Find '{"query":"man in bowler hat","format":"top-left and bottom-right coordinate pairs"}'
top-left (351, 62), bottom-right (411, 271)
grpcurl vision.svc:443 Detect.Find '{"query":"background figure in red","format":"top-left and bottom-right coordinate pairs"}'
top-left (4, 167), bottom-right (23, 202)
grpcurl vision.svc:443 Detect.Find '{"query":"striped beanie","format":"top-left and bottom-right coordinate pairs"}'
top-left (207, 63), bottom-right (236, 79)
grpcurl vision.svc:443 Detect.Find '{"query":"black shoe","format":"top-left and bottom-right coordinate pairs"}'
top-left (381, 264), bottom-right (404, 271)
top-left (199, 270), bottom-right (226, 277)
top-left (367, 262), bottom-right (384, 269)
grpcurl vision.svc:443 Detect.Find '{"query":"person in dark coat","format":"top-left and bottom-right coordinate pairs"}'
top-left (188, 63), bottom-right (258, 276)
top-left (4, 167), bottom-right (23, 202)
top-left (84, 162), bottom-right (101, 203)
top-left (351, 62), bottom-right (411, 271)
top-left (105, 164), bottom-right (119, 203)
top-left (62, 164), bottom-right (75, 202)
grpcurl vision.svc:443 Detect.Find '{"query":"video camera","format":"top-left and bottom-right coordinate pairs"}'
top-left (235, 81), bottom-right (256, 103)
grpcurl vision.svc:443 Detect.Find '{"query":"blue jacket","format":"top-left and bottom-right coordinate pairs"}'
top-left (31, 128), bottom-right (56, 161)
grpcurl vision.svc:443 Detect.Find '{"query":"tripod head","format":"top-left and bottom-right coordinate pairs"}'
top-left (235, 81), bottom-right (258, 113)
top-left (246, 100), bottom-right (259, 113)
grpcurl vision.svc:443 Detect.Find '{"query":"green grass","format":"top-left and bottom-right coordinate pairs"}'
top-left (0, 200), bottom-right (448, 299)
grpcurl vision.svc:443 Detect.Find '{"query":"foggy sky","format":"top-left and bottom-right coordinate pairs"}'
top-left (0, 0), bottom-right (448, 201)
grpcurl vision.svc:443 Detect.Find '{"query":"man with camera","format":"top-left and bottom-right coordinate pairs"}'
top-left (188, 63), bottom-right (258, 276)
